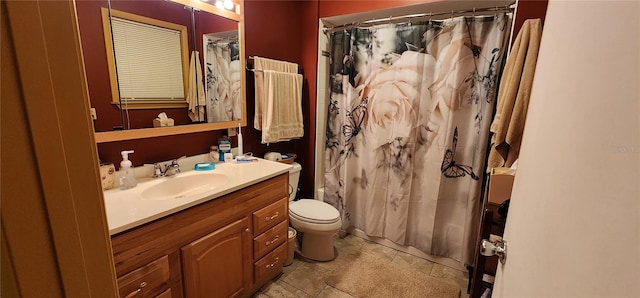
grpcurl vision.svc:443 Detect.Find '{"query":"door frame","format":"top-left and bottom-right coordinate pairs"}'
top-left (2, 0), bottom-right (118, 295)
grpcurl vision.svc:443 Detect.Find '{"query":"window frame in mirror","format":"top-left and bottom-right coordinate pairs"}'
top-left (94, 0), bottom-right (246, 143)
top-left (101, 7), bottom-right (191, 109)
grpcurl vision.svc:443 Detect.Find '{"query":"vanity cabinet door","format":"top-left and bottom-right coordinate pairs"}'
top-left (181, 217), bottom-right (252, 298)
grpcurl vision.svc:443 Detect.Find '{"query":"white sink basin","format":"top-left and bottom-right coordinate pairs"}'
top-left (141, 173), bottom-right (230, 200)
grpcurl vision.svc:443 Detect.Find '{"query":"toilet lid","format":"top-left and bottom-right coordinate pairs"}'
top-left (289, 199), bottom-right (340, 224)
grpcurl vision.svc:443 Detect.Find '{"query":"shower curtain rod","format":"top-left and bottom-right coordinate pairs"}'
top-left (323, 4), bottom-right (515, 34)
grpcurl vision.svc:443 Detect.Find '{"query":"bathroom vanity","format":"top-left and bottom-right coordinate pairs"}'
top-left (104, 160), bottom-right (291, 297)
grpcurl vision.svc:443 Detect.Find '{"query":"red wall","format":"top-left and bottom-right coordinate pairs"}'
top-left (91, 0), bottom-right (547, 199)
top-left (94, 0), bottom-right (306, 170)
top-left (319, 0), bottom-right (428, 18)
top-left (513, 0), bottom-right (548, 37)
top-left (76, 0), bottom-right (196, 132)
top-left (242, 0), bottom-right (304, 162)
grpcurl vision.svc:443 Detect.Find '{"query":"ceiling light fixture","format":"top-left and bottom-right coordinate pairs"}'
top-left (223, 0), bottom-right (234, 10)
top-left (214, 0), bottom-right (224, 10)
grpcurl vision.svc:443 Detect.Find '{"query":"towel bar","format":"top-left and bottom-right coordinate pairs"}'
top-left (245, 56), bottom-right (304, 74)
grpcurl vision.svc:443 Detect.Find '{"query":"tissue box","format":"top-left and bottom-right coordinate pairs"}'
top-left (488, 167), bottom-right (515, 204)
top-left (153, 118), bottom-right (174, 127)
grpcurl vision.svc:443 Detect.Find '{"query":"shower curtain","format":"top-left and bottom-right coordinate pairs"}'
top-left (323, 14), bottom-right (511, 264)
top-left (204, 39), bottom-right (242, 122)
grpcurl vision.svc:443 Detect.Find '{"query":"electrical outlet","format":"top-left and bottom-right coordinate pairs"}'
top-left (228, 127), bottom-right (237, 137)
top-left (90, 108), bottom-right (97, 120)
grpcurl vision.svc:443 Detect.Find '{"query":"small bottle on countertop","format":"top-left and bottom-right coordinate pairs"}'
top-left (209, 145), bottom-right (219, 163)
top-left (119, 150), bottom-right (137, 190)
top-left (218, 133), bottom-right (231, 162)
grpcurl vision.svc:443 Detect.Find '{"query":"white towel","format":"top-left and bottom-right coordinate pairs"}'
top-left (253, 56), bottom-right (298, 130)
top-left (260, 70), bottom-right (304, 144)
top-left (187, 51), bottom-right (206, 122)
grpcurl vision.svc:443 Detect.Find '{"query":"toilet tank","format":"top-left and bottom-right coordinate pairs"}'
top-left (289, 162), bottom-right (301, 201)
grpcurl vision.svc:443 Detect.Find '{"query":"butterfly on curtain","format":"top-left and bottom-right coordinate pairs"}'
top-left (441, 127), bottom-right (479, 180)
top-left (342, 97), bottom-right (369, 144)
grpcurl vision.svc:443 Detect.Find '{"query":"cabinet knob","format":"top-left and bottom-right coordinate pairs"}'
top-left (265, 235), bottom-right (280, 246)
top-left (245, 228), bottom-right (250, 233)
top-left (265, 212), bottom-right (279, 221)
top-left (123, 281), bottom-right (146, 298)
top-left (265, 257), bottom-right (280, 269)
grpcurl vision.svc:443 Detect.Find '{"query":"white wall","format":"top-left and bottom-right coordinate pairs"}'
top-left (493, 0), bottom-right (640, 296)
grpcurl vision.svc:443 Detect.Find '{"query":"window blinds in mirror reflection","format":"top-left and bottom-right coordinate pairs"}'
top-left (111, 17), bottom-right (186, 101)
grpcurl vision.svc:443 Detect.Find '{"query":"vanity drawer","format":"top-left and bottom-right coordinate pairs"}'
top-left (253, 197), bottom-right (287, 235)
top-left (254, 242), bottom-right (287, 283)
top-left (117, 255), bottom-right (170, 298)
top-left (254, 220), bottom-right (288, 259)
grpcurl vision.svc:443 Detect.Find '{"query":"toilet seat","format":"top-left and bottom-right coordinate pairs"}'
top-left (289, 200), bottom-right (340, 224)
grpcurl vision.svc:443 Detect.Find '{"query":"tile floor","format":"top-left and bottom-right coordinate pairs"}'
top-left (253, 234), bottom-right (469, 298)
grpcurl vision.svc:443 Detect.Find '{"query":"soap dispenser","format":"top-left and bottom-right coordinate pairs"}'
top-left (119, 150), bottom-right (137, 190)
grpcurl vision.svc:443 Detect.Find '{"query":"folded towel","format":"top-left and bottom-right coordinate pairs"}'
top-left (187, 51), bottom-right (206, 122)
top-left (253, 56), bottom-right (298, 130)
top-left (260, 70), bottom-right (304, 143)
top-left (488, 19), bottom-right (542, 169)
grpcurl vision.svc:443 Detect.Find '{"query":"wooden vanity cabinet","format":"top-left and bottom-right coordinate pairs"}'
top-left (181, 217), bottom-right (252, 298)
top-left (110, 173), bottom-right (289, 298)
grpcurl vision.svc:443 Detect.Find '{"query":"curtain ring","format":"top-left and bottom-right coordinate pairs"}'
top-left (473, 8), bottom-right (476, 18)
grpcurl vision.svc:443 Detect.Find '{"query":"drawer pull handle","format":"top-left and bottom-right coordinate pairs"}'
top-left (123, 281), bottom-right (147, 298)
top-left (265, 257), bottom-right (280, 269)
top-left (265, 235), bottom-right (280, 246)
top-left (265, 212), bottom-right (279, 221)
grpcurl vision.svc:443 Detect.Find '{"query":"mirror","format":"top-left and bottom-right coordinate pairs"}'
top-left (75, 0), bottom-right (246, 141)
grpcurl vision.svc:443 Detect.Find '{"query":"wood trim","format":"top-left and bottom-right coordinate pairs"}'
top-left (238, 14), bottom-right (248, 123)
top-left (101, 7), bottom-right (120, 110)
top-left (102, 8), bottom-right (191, 107)
top-left (93, 0), bottom-right (247, 141)
top-left (112, 100), bottom-right (189, 110)
top-left (4, 0), bottom-right (118, 296)
top-left (95, 120), bottom-right (244, 143)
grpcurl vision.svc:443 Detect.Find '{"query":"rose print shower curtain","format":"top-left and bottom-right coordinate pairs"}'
top-left (324, 14), bottom-right (511, 264)
top-left (204, 39), bottom-right (242, 122)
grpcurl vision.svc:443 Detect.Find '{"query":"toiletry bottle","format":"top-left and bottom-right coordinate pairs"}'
top-left (237, 124), bottom-right (244, 158)
top-left (218, 133), bottom-right (231, 162)
top-left (209, 145), bottom-right (219, 163)
top-left (119, 150), bottom-right (138, 190)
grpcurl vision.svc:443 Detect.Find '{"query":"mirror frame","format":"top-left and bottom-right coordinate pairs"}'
top-left (94, 0), bottom-right (246, 143)
top-left (101, 7), bottom-right (191, 109)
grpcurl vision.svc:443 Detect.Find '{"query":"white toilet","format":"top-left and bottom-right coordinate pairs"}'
top-left (288, 163), bottom-right (342, 261)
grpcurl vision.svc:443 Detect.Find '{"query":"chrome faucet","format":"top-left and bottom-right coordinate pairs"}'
top-left (151, 163), bottom-right (164, 178)
top-left (149, 156), bottom-right (185, 178)
top-left (163, 159), bottom-right (181, 176)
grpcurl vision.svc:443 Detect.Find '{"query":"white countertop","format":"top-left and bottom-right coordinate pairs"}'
top-left (103, 158), bottom-right (292, 235)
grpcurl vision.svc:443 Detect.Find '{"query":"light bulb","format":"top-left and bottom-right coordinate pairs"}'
top-left (223, 0), bottom-right (234, 10)
top-left (215, 0), bottom-right (224, 9)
